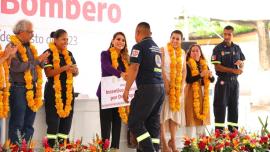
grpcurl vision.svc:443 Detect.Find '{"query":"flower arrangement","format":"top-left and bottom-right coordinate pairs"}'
top-left (0, 131), bottom-right (35, 152)
top-left (0, 132), bottom-right (110, 152)
top-left (182, 117), bottom-right (270, 152)
top-left (43, 134), bottom-right (110, 152)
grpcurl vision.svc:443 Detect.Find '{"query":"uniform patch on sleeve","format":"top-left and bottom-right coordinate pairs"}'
top-left (211, 55), bottom-right (216, 61)
top-left (155, 54), bottom-right (161, 67)
top-left (131, 49), bottom-right (140, 58)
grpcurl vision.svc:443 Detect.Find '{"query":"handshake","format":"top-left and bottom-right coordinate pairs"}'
top-left (121, 72), bottom-right (128, 81)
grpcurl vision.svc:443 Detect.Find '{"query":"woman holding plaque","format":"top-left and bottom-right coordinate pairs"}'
top-left (96, 32), bottom-right (129, 152)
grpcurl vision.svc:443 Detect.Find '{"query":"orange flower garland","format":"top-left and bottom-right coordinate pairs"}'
top-left (188, 57), bottom-right (210, 121)
top-left (167, 43), bottom-right (183, 112)
top-left (0, 49), bottom-right (10, 118)
top-left (49, 42), bottom-right (74, 118)
top-left (10, 35), bottom-right (43, 112)
top-left (109, 47), bottom-right (129, 124)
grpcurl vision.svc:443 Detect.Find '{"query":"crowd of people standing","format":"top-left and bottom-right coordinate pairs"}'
top-left (0, 19), bottom-right (245, 152)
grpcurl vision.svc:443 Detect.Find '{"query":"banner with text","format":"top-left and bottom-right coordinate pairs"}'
top-left (101, 76), bottom-right (136, 109)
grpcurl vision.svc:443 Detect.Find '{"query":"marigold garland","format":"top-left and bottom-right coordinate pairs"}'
top-left (188, 58), bottom-right (210, 121)
top-left (167, 43), bottom-right (183, 112)
top-left (109, 47), bottom-right (129, 124)
top-left (49, 42), bottom-right (74, 118)
top-left (0, 49), bottom-right (10, 118)
top-left (10, 35), bottom-right (43, 112)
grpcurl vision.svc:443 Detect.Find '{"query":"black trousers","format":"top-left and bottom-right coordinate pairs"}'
top-left (98, 97), bottom-right (121, 149)
top-left (213, 77), bottom-right (239, 132)
top-left (128, 84), bottom-right (165, 152)
top-left (44, 83), bottom-right (75, 147)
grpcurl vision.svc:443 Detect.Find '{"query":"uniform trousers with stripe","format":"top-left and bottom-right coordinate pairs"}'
top-left (213, 77), bottom-right (239, 132)
top-left (44, 82), bottom-right (75, 147)
top-left (128, 84), bottom-right (164, 152)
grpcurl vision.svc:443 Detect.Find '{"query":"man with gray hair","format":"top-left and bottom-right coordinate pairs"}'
top-left (8, 19), bottom-right (49, 144)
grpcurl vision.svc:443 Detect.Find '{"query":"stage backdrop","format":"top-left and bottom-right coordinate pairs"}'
top-left (0, 0), bottom-right (180, 98)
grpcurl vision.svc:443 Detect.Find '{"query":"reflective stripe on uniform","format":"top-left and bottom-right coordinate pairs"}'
top-left (152, 138), bottom-right (160, 144)
top-left (44, 64), bottom-right (53, 68)
top-left (211, 61), bottom-right (221, 64)
top-left (136, 132), bottom-right (150, 143)
top-left (154, 68), bottom-right (162, 72)
top-left (47, 134), bottom-right (57, 139)
top-left (57, 133), bottom-right (68, 139)
top-left (228, 122), bottom-right (238, 127)
top-left (215, 123), bottom-right (225, 127)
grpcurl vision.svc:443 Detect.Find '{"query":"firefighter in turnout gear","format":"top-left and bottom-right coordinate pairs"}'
top-left (123, 22), bottom-right (165, 152)
top-left (211, 25), bottom-right (245, 132)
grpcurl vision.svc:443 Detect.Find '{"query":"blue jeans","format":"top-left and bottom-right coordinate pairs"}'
top-left (8, 85), bottom-right (36, 144)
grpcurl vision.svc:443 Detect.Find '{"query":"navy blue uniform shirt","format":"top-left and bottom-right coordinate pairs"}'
top-left (211, 41), bottom-right (245, 77)
top-left (43, 49), bottom-right (76, 84)
top-left (130, 37), bottom-right (163, 86)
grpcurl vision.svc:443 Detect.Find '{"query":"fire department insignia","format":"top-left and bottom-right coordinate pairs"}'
top-left (155, 55), bottom-right (161, 67)
top-left (131, 49), bottom-right (140, 58)
top-left (212, 55), bottom-right (216, 61)
top-left (221, 51), bottom-right (225, 56)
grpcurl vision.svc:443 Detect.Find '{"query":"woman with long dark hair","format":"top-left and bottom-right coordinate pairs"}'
top-left (96, 32), bottom-right (129, 152)
top-left (184, 44), bottom-right (214, 138)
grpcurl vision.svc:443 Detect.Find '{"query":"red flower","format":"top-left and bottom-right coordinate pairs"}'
top-left (229, 130), bottom-right (238, 140)
top-left (42, 137), bottom-right (50, 148)
top-left (98, 140), bottom-right (103, 145)
top-left (268, 134), bottom-right (270, 138)
top-left (82, 145), bottom-right (88, 149)
top-left (66, 144), bottom-right (73, 149)
top-left (184, 138), bottom-right (191, 146)
top-left (208, 145), bottom-right (213, 151)
top-left (104, 139), bottom-right (110, 150)
top-left (198, 141), bottom-right (206, 150)
top-left (240, 146), bottom-right (247, 151)
top-left (215, 143), bottom-right (224, 151)
top-left (21, 139), bottom-right (27, 151)
top-left (225, 141), bottom-right (230, 147)
top-left (76, 139), bottom-right (81, 145)
top-left (11, 145), bottom-right (19, 152)
top-left (215, 129), bottom-right (221, 138)
top-left (260, 136), bottom-right (268, 143)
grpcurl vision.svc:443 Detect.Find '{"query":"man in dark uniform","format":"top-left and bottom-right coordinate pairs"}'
top-left (211, 25), bottom-right (245, 132)
top-left (123, 22), bottom-right (165, 152)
